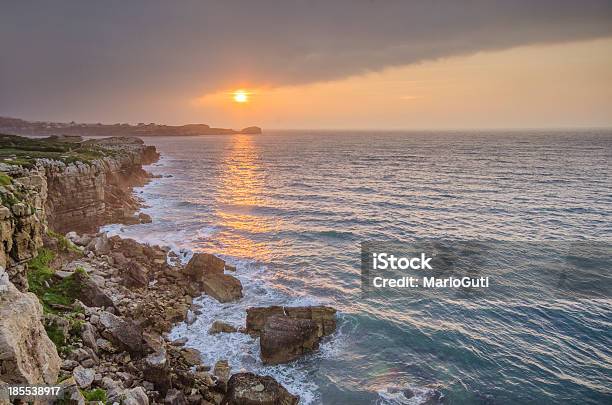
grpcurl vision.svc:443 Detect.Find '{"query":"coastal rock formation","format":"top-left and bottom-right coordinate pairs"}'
top-left (185, 252), bottom-right (243, 303)
top-left (246, 305), bottom-right (337, 364)
top-left (246, 305), bottom-right (337, 337)
top-left (0, 279), bottom-right (61, 385)
top-left (221, 373), bottom-right (299, 405)
top-left (260, 315), bottom-right (320, 365)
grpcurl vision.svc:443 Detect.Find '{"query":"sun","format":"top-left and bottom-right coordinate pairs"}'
top-left (233, 90), bottom-right (249, 103)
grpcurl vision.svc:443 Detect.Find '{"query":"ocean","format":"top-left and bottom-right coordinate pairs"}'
top-left (103, 130), bottom-right (612, 404)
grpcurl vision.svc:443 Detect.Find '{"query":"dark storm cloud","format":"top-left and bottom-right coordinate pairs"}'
top-left (1, 0), bottom-right (611, 120)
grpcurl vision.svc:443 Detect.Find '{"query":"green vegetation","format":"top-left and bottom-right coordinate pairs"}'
top-left (47, 229), bottom-right (82, 253)
top-left (0, 134), bottom-right (118, 168)
top-left (0, 172), bottom-right (12, 186)
top-left (81, 388), bottom-right (108, 403)
top-left (27, 248), bottom-right (82, 313)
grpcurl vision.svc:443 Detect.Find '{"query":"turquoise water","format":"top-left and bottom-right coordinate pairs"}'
top-left (105, 131), bottom-right (612, 404)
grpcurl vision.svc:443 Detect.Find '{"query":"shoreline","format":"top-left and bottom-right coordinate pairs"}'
top-left (0, 134), bottom-right (336, 405)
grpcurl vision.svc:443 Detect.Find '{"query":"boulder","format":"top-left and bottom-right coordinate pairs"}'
top-left (123, 260), bottom-right (149, 287)
top-left (138, 212), bottom-right (152, 224)
top-left (260, 316), bottom-right (320, 365)
top-left (86, 234), bottom-right (111, 255)
top-left (246, 306), bottom-right (336, 337)
top-left (0, 280), bottom-right (61, 384)
top-left (72, 365), bottom-right (95, 388)
top-left (58, 376), bottom-right (86, 405)
top-left (73, 271), bottom-right (115, 309)
top-left (184, 253), bottom-right (225, 280)
top-left (142, 347), bottom-right (171, 394)
top-left (221, 373), bottom-right (299, 405)
top-left (81, 322), bottom-right (98, 352)
top-left (123, 386), bottom-right (149, 405)
top-left (99, 311), bottom-right (144, 355)
top-left (209, 320), bottom-right (238, 335)
top-left (201, 273), bottom-right (243, 303)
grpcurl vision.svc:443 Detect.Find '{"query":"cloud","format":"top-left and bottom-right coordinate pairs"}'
top-left (1, 0), bottom-right (611, 120)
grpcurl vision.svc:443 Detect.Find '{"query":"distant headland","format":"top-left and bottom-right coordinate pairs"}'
top-left (0, 116), bottom-right (262, 137)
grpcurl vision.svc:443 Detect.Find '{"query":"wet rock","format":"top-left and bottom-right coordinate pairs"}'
top-left (171, 337), bottom-right (188, 346)
top-left (185, 309), bottom-right (196, 325)
top-left (209, 320), bottom-right (238, 335)
top-left (260, 315), bottom-right (320, 365)
top-left (225, 264), bottom-right (236, 272)
top-left (201, 273), bottom-right (243, 303)
top-left (185, 253), bottom-right (226, 280)
top-left (180, 347), bottom-right (202, 367)
top-left (73, 365), bottom-right (95, 388)
top-left (99, 311), bottom-right (144, 355)
top-left (221, 372), bottom-right (299, 405)
top-left (138, 212), bottom-right (152, 224)
top-left (0, 280), bottom-right (61, 384)
top-left (246, 305), bottom-right (336, 337)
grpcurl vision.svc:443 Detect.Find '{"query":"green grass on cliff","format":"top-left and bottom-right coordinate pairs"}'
top-left (47, 229), bottom-right (82, 253)
top-left (0, 172), bottom-right (11, 186)
top-left (0, 134), bottom-right (115, 168)
top-left (27, 248), bottom-right (82, 313)
top-left (81, 388), bottom-right (108, 403)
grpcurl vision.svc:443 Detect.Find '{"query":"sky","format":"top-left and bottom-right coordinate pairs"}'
top-left (1, 0), bottom-right (612, 129)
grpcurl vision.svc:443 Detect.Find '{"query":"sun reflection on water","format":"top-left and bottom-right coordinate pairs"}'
top-left (214, 134), bottom-right (277, 261)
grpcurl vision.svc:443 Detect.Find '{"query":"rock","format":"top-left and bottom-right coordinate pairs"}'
top-left (246, 306), bottom-right (336, 337)
top-left (99, 311), bottom-right (144, 355)
top-left (58, 376), bottom-right (86, 405)
top-left (61, 359), bottom-right (79, 371)
top-left (171, 337), bottom-right (188, 346)
top-left (221, 372), bottom-right (298, 405)
top-left (86, 234), bottom-right (111, 255)
top-left (102, 376), bottom-right (125, 403)
top-left (96, 338), bottom-right (116, 353)
top-left (0, 280), bottom-right (61, 384)
top-left (73, 365), bottom-right (95, 388)
top-left (165, 388), bottom-right (187, 405)
top-left (225, 264), bottom-right (236, 272)
top-left (180, 347), bottom-right (202, 366)
top-left (142, 347), bottom-right (171, 394)
top-left (184, 253), bottom-right (225, 280)
top-left (73, 271), bottom-right (115, 309)
top-left (260, 315), bottom-right (320, 365)
top-left (138, 213), bottom-right (152, 224)
top-left (209, 321), bottom-right (238, 335)
top-left (185, 309), bottom-right (196, 325)
top-left (123, 386), bottom-right (149, 405)
top-left (124, 260), bottom-right (149, 287)
top-left (201, 273), bottom-right (243, 303)
top-left (81, 322), bottom-right (98, 352)
top-left (213, 360), bottom-right (230, 392)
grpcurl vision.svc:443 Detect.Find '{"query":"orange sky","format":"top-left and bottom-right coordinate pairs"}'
top-left (190, 38), bottom-right (612, 129)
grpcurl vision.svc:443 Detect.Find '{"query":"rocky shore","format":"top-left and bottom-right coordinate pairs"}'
top-left (0, 135), bottom-right (336, 404)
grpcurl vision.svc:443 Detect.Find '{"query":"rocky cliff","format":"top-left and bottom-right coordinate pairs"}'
top-left (0, 135), bottom-right (159, 278)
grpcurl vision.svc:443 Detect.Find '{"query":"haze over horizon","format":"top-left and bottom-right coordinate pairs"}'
top-left (2, 1), bottom-right (612, 130)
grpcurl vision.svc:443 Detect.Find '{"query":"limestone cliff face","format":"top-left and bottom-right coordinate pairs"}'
top-left (0, 169), bottom-right (47, 289)
top-left (0, 138), bottom-right (159, 276)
